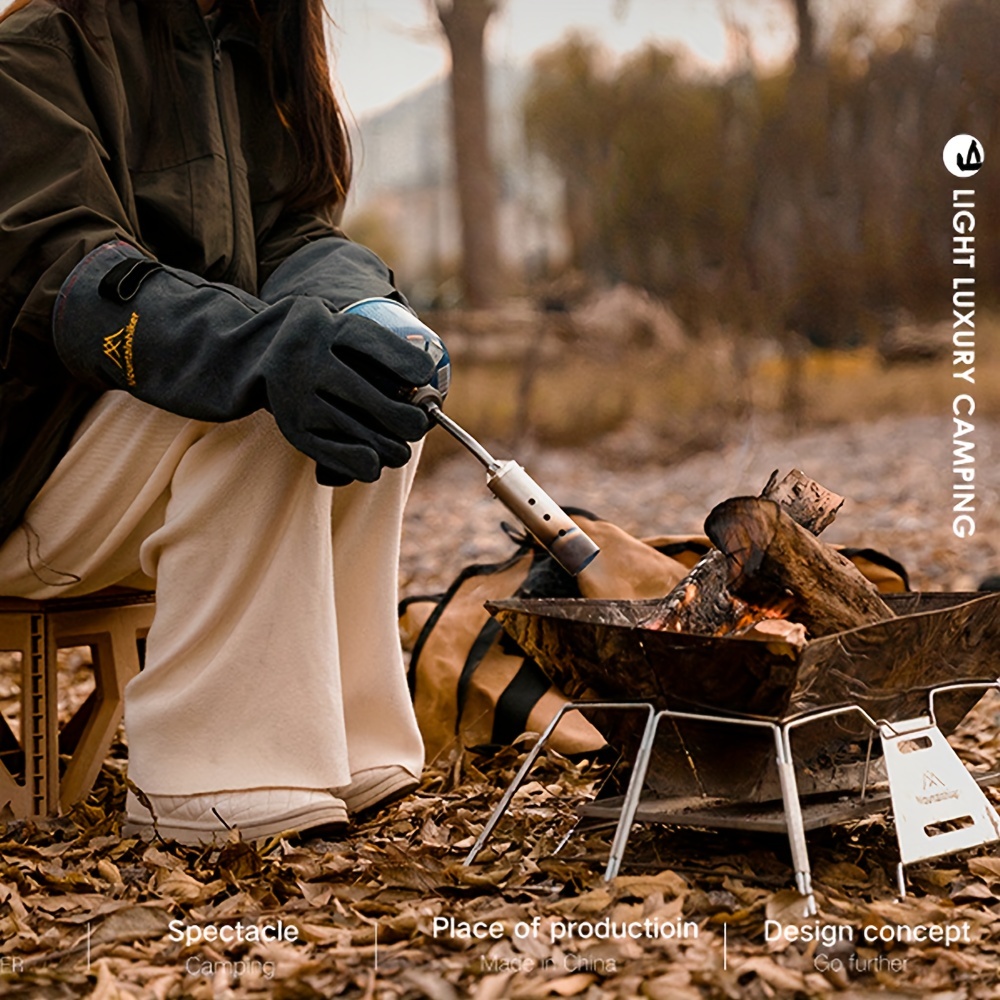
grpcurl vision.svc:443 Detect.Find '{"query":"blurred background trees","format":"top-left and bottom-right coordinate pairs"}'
top-left (434, 0), bottom-right (502, 307)
top-left (341, 0), bottom-right (1000, 464)
top-left (521, 0), bottom-right (1000, 346)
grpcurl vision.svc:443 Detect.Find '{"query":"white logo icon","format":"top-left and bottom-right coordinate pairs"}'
top-left (943, 134), bottom-right (984, 177)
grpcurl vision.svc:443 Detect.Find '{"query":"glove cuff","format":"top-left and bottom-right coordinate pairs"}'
top-left (53, 241), bottom-right (154, 390)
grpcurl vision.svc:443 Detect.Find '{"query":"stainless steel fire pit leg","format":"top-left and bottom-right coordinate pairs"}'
top-left (860, 733), bottom-right (875, 803)
top-left (463, 701), bottom-right (654, 867)
top-left (896, 862), bottom-right (907, 900)
top-left (774, 723), bottom-right (817, 916)
top-left (604, 707), bottom-right (661, 881)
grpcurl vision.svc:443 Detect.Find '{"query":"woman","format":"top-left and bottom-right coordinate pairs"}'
top-left (0, 0), bottom-right (436, 842)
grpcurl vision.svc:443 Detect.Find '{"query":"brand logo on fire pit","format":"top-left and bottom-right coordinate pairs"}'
top-left (922, 770), bottom-right (945, 790)
top-left (943, 135), bottom-right (984, 177)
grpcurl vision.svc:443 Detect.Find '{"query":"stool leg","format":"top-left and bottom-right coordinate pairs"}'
top-left (53, 606), bottom-right (150, 812)
top-left (2, 596), bottom-right (154, 818)
top-left (25, 611), bottom-right (58, 818)
top-left (55, 624), bottom-right (137, 812)
top-left (0, 612), bottom-right (33, 818)
top-left (57, 631), bottom-right (116, 811)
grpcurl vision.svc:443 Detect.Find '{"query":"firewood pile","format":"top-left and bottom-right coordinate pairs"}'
top-left (641, 469), bottom-right (893, 643)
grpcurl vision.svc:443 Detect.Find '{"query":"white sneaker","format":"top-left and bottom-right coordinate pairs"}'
top-left (332, 766), bottom-right (420, 814)
top-left (123, 787), bottom-right (348, 845)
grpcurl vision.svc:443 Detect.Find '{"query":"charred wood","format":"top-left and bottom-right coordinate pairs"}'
top-left (640, 470), bottom-right (845, 634)
top-left (705, 497), bottom-right (894, 637)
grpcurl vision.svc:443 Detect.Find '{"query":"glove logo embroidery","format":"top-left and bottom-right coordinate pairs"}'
top-left (102, 313), bottom-right (139, 386)
top-left (102, 329), bottom-right (124, 370)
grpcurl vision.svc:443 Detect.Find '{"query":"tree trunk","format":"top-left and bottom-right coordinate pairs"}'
top-left (436, 0), bottom-right (501, 308)
top-left (793, 0), bottom-right (816, 71)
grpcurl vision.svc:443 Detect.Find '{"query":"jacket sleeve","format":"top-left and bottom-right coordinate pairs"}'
top-left (255, 207), bottom-right (343, 289)
top-left (0, 29), bottom-right (140, 367)
top-left (259, 236), bottom-right (404, 309)
top-left (254, 203), bottom-right (405, 306)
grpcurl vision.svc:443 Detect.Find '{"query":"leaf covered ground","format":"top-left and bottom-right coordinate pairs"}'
top-left (1, 692), bottom-right (1000, 999)
top-left (3, 414), bottom-right (998, 998)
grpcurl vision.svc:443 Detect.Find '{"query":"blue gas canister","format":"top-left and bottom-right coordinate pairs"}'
top-left (342, 297), bottom-right (451, 404)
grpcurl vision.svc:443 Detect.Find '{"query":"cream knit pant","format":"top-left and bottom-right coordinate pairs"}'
top-left (0, 391), bottom-right (424, 795)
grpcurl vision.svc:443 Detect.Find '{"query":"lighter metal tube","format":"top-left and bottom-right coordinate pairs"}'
top-left (487, 460), bottom-right (600, 576)
top-left (422, 402), bottom-right (600, 576)
top-left (423, 401), bottom-right (497, 469)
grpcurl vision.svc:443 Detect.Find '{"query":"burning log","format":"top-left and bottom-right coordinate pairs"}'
top-left (706, 497), bottom-right (894, 637)
top-left (640, 470), bottom-right (845, 635)
top-left (640, 548), bottom-right (752, 635)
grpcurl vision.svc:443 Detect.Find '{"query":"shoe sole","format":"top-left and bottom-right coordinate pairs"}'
top-left (338, 770), bottom-right (420, 814)
top-left (122, 800), bottom-right (349, 846)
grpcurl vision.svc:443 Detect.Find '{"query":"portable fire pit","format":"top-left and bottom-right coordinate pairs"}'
top-left (465, 591), bottom-right (1000, 912)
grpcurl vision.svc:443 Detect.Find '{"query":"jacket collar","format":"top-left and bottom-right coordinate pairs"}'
top-left (155, 0), bottom-right (258, 51)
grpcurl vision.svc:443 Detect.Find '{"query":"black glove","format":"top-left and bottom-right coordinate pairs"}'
top-left (52, 241), bottom-right (436, 484)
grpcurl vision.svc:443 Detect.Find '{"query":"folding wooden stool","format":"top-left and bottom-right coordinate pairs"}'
top-left (0, 588), bottom-right (155, 818)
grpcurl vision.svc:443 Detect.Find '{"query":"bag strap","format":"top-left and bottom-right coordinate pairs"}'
top-left (405, 544), bottom-right (533, 697)
top-left (453, 539), bottom-right (581, 728)
top-left (490, 659), bottom-right (552, 745)
top-left (454, 617), bottom-right (504, 732)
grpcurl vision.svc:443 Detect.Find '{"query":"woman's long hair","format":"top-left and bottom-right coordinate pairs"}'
top-left (0, 0), bottom-right (351, 212)
top-left (240, 0), bottom-right (352, 210)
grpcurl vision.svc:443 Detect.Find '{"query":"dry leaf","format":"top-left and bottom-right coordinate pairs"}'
top-left (154, 868), bottom-right (220, 903)
top-left (398, 969), bottom-right (460, 1000)
top-left (538, 972), bottom-right (598, 996)
top-left (96, 858), bottom-right (123, 888)
top-left (297, 880), bottom-right (334, 907)
top-left (736, 955), bottom-right (807, 992)
top-left (217, 840), bottom-right (264, 881)
top-left (642, 969), bottom-right (701, 1000)
top-left (765, 889), bottom-right (812, 927)
top-left (1, 678), bottom-right (999, 998)
top-left (550, 887), bottom-right (613, 915)
top-left (473, 973), bottom-right (518, 1000)
top-left (90, 906), bottom-right (173, 946)
top-left (141, 846), bottom-right (184, 871)
top-left (911, 868), bottom-right (960, 889)
top-left (448, 864), bottom-right (513, 888)
top-left (815, 861), bottom-right (869, 887)
top-left (950, 880), bottom-right (996, 904)
top-left (613, 871), bottom-right (688, 900)
top-left (968, 857), bottom-right (1000, 880)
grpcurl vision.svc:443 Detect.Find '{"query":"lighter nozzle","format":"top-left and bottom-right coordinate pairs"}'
top-left (411, 384), bottom-right (444, 408)
top-left (486, 460), bottom-right (600, 576)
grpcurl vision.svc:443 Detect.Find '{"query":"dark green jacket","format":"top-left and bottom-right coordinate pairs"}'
top-left (0, 0), bottom-right (342, 542)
